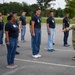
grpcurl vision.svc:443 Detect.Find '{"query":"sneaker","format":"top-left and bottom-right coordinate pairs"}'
top-left (16, 51), bottom-right (20, 55)
top-left (17, 45), bottom-right (20, 48)
top-left (72, 56), bottom-right (75, 61)
top-left (48, 49), bottom-right (54, 52)
top-left (37, 54), bottom-right (41, 58)
top-left (32, 55), bottom-right (39, 59)
top-left (64, 44), bottom-right (70, 47)
top-left (53, 43), bottom-right (55, 45)
top-left (6, 65), bottom-right (15, 69)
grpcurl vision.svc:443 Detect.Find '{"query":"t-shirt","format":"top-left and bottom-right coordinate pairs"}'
top-left (47, 17), bottom-right (55, 29)
top-left (0, 21), bottom-right (4, 30)
top-left (14, 20), bottom-right (19, 27)
top-left (20, 16), bottom-right (26, 25)
top-left (63, 17), bottom-right (70, 28)
top-left (5, 22), bottom-right (19, 38)
top-left (32, 14), bottom-right (41, 29)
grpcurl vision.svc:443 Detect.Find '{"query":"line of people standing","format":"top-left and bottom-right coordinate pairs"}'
top-left (0, 9), bottom-right (72, 69)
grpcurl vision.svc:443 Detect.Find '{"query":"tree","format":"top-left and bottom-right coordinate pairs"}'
top-left (65, 0), bottom-right (75, 18)
top-left (37, 0), bottom-right (55, 10)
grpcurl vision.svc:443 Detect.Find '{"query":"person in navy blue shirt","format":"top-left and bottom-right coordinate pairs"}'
top-left (31, 8), bottom-right (42, 58)
top-left (19, 12), bottom-right (26, 42)
top-left (0, 12), bottom-right (4, 46)
top-left (5, 14), bottom-right (19, 69)
top-left (46, 10), bottom-right (56, 51)
top-left (13, 12), bottom-right (20, 55)
top-left (62, 13), bottom-right (70, 47)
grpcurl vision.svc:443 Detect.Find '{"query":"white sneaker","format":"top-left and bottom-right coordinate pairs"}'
top-left (7, 65), bottom-right (17, 69)
top-left (32, 55), bottom-right (39, 58)
top-left (37, 54), bottom-right (41, 58)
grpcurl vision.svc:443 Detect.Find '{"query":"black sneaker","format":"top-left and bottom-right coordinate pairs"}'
top-left (48, 49), bottom-right (55, 52)
top-left (64, 44), bottom-right (70, 47)
top-left (16, 51), bottom-right (20, 55)
top-left (17, 46), bottom-right (20, 48)
top-left (53, 43), bottom-right (55, 45)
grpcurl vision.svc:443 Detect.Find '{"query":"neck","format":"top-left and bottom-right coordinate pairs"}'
top-left (10, 20), bottom-right (14, 23)
top-left (36, 13), bottom-right (40, 17)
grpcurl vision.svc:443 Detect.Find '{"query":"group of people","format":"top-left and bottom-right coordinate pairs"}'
top-left (0, 8), bottom-right (75, 69)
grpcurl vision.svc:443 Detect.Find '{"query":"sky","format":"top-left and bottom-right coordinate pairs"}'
top-left (0, 0), bottom-right (66, 9)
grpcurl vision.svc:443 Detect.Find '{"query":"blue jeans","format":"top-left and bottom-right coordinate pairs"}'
top-left (32, 29), bottom-right (41, 55)
top-left (6, 37), bottom-right (17, 65)
top-left (21, 25), bottom-right (26, 41)
top-left (0, 30), bottom-right (4, 44)
top-left (48, 28), bottom-right (54, 50)
top-left (64, 31), bottom-right (69, 45)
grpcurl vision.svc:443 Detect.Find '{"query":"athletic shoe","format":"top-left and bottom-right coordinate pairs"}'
top-left (32, 55), bottom-right (39, 59)
top-left (64, 44), bottom-right (70, 47)
top-left (37, 54), bottom-right (41, 58)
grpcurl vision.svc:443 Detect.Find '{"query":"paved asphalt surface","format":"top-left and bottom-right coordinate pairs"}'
top-left (0, 24), bottom-right (75, 75)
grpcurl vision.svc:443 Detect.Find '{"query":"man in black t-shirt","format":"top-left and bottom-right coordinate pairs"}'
top-left (19, 12), bottom-right (26, 42)
top-left (46, 11), bottom-right (56, 51)
top-left (31, 8), bottom-right (42, 58)
top-left (63, 14), bottom-right (70, 47)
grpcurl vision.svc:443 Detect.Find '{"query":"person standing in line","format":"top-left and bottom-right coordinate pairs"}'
top-left (62, 17), bottom-right (75, 60)
top-left (19, 12), bottom-right (26, 42)
top-left (63, 13), bottom-right (70, 47)
top-left (5, 14), bottom-right (19, 69)
top-left (46, 11), bottom-right (56, 52)
top-left (31, 8), bottom-right (42, 58)
top-left (13, 12), bottom-right (20, 55)
top-left (0, 12), bottom-right (4, 46)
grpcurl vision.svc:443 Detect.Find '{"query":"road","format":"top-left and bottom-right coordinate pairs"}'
top-left (0, 24), bottom-right (75, 75)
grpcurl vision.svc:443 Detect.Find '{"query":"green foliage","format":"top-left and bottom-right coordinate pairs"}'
top-left (37, 0), bottom-right (55, 10)
top-left (64, 0), bottom-right (75, 18)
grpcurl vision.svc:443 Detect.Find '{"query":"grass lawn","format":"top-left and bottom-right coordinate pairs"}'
top-left (3, 16), bottom-right (74, 24)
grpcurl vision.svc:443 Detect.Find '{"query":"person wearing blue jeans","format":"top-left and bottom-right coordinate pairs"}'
top-left (21, 25), bottom-right (26, 41)
top-left (19, 12), bottom-right (26, 42)
top-left (63, 13), bottom-right (70, 47)
top-left (0, 13), bottom-right (4, 46)
top-left (5, 14), bottom-right (19, 69)
top-left (32, 29), bottom-right (41, 55)
top-left (31, 8), bottom-right (42, 58)
top-left (48, 28), bottom-right (54, 50)
top-left (46, 10), bottom-right (56, 51)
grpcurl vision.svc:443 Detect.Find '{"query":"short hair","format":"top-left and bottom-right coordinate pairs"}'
top-left (49, 10), bottom-right (53, 14)
top-left (36, 8), bottom-right (41, 11)
top-left (7, 14), bottom-right (13, 21)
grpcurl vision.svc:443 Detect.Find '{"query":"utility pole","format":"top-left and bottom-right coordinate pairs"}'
top-left (3, 0), bottom-right (4, 4)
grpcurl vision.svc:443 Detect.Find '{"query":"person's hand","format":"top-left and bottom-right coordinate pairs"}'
top-left (61, 29), bottom-right (66, 32)
top-left (48, 31), bottom-right (50, 35)
top-left (32, 33), bottom-right (35, 36)
top-left (6, 41), bottom-right (10, 45)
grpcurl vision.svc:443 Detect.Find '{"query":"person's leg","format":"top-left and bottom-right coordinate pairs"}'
top-left (10, 38), bottom-right (17, 64)
top-left (21, 26), bottom-right (25, 41)
top-left (37, 29), bottom-right (41, 54)
top-left (0, 31), bottom-right (3, 45)
top-left (64, 31), bottom-right (69, 46)
top-left (1, 30), bottom-right (4, 44)
top-left (23, 26), bottom-right (26, 41)
top-left (48, 28), bottom-right (54, 50)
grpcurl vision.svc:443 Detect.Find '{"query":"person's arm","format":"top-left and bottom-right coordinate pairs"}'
top-left (19, 17), bottom-right (22, 30)
top-left (31, 21), bottom-right (35, 36)
top-left (46, 18), bottom-right (50, 35)
top-left (5, 31), bottom-right (10, 45)
top-left (62, 24), bottom-right (75, 32)
top-left (46, 23), bottom-right (50, 35)
top-left (62, 19), bottom-right (65, 29)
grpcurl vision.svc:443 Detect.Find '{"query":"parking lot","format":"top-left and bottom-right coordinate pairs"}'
top-left (0, 24), bottom-right (75, 75)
